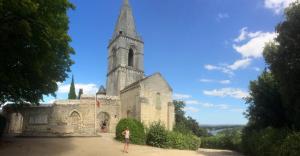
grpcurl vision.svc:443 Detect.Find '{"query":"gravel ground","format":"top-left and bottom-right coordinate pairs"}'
top-left (0, 134), bottom-right (243, 156)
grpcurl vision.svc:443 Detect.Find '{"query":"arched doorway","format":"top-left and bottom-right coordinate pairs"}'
top-left (70, 111), bottom-right (81, 133)
top-left (98, 112), bottom-right (110, 133)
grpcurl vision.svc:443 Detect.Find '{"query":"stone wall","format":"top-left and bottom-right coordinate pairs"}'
top-left (5, 96), bottom-right (121, 136)
top-left (120, 73), bottom-right (175, 130)
top-left (3, 74), bottom-right (175, 136)
top-left (18, 100), bottom-right (95, 136)
top-left (120, 85), bottom-right (141, 120)
top-left (167, 102), bottom-right (175, 130)
top-left (139, 74), bottom-right (174, 130)
top-left (95, 95), bottom-right (121, 133)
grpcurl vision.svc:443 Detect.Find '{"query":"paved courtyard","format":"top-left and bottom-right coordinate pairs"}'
top-left (0, 134), bottom-right (243, 156)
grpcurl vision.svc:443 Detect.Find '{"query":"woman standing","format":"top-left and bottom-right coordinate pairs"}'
top-left (122, 127), bottom-right (130, 153)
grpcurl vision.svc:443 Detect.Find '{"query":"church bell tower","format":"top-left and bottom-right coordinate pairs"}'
top-left (106, 0), bottom-right (144, 96)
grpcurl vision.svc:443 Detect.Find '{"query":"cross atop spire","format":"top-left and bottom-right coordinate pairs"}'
top-left (113, 0), bottom-right (140, 39)
top-left (124, 0), bottom-right (129, 6)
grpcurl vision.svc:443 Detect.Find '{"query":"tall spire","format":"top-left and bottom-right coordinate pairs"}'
top-left (113, 0), bottom-right (139, 39)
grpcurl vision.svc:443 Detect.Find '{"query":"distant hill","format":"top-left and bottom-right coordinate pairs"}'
top-left (201, 125), bottom-right (245, 129)
top-left (200, 125), bottom-right (245, 136)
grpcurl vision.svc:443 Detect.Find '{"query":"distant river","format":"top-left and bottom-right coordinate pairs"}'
top-left (207, 128), bottom-right (228, 136)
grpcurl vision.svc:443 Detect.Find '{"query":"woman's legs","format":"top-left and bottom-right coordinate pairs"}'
top-left (123, 139), bottom-right (129, 153)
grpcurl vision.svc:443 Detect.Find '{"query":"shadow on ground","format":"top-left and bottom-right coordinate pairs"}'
top-left (197, 148), bottom-right (243, 156)
top-left (0, 137), bottom-right (76, 156)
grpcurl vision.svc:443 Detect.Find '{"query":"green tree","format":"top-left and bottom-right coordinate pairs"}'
top-left (245, 71), bottom-right (287, 129)
top-left (263, 2), bottom-right (300, 129)
top-left (173, 100), bottom-right (186, 123)
top-left (68, 75), bottom-right (76, 99)
top-left (173, 100), bottom-right (209, 137)
top-left (0, 0), bottom-right (75, 105)
top-left (242, 3), bottom-right (300, 155)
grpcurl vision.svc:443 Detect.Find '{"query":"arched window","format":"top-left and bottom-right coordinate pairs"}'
top-left (128, 48), bottom-right (134, 67)
top-left (127, 110), bottom-right (131, 118)
top-left (156, 92), bottom-right (161, 110)
top-left (112, 48), bottom-right (117, 68)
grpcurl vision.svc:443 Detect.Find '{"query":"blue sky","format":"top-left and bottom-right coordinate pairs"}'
top-left (44, 0), bottom-right (295, 125)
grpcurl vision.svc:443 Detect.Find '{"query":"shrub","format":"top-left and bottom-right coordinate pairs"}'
top-left (201, 136), bottom-right (224, 149)
top-left (173, 122), bottom-right (193, 135)
top-left (201, 128), bottom-right (242, 151)
top-left (146, 122), bottom-right (201, 150)
top-left (0, 115), bottom-right (6, 137)
top-left (167, 131), bottom-right (188, 149)
top-left (241, 127), bottom-right (289, 156)
top-left (185, 133), bottom-right (201, 150)
top-left (167, 132), bottom-right (201, 150)
top-left (146, 122), bottom-right (168, 148)
top-left (115, 118), bottom-right (145, 145)
top-left (279, 132), bottom-right (300, 156)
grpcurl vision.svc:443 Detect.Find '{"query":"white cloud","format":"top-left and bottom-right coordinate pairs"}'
top-left (228, 58), bottom-right (252, 70)
top-left (204, 58), bottom-right (252, 76)
top-left (199, 79), bottom-right (214, 83)
top-left (234, 27), bottom-right (248, 42)
top-left (217, 13), bottom-right (229, 21)
top-left (206, 28), bottom-right (276, 75)
top-left (203, 88), bottom-right (249, 99)
top-left (173, 93), bottom-right (192, 100)
top-left (220, 80), bottom-right (231, 84)
top-left (201, 102), bottom-right (215, 108)
top-left (185, 100), bottom-right (200, 105)
top-left (58, 83), bottom-right (98, 95)
top-left (233, 27), bottom-right (277, 58)
top-left (184, 107), bottom-right (200, 113)
top-left (184, 100), bottom-right (229, 110)
top-left (264, 0), bottom-right (296, 14)
top-left (204, 64), bottom-right (219, 70)
top-left (183, 100), bottom-right (245, 113)
top-left (204, 64), bottom-right (234, 76)
top-left (233, 31), bottom-right (277, 58)
top-left (199, 79), bottom-right (231, 84)
top-left (215, 104), bottom-right (230, 110)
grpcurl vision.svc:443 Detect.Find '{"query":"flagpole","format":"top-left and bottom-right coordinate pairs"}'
top-left (94, 93), bottom-right (97, 135)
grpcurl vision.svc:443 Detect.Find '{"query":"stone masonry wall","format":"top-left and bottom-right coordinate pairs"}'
top-left (6, 96), bottom-right (121, 136)
top-left (120, 86), bottom-right (141, 120)
top-left (139, 75), bottom-right (174, 130)
top-left (95, 95), bottom-right (121, 133)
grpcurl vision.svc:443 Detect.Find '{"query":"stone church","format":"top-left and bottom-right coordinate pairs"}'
top-left (3, 0), bottom-right (175, 136)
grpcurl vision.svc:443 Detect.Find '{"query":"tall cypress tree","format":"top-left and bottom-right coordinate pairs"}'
top-left (68, 75), bottom-right (76, 99)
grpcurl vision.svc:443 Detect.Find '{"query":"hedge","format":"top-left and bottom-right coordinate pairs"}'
top-left (146, 122), bottom-right (201, 150)
top-left (115, 118), bottom-right (145, 145)
top-left (279, 132), bottom-right (300, 156)
top-left (167, 131), bottom-right (201, 150)
top-left (146, 122), bottom-right (168, 148)
top-left (241, 127), bottom-right (290, 156)
top-left (201, 128), bottom-right (242, 151)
